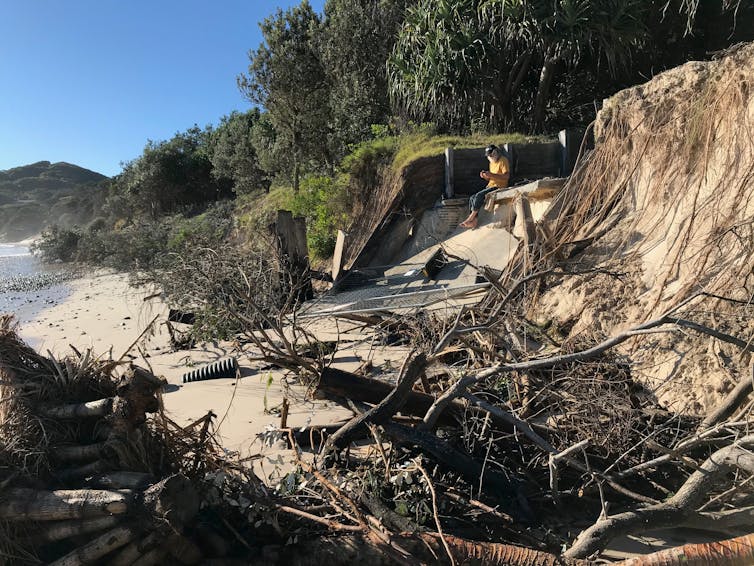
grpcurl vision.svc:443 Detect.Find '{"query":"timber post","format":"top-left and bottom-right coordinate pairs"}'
top-left (331, 229), bottom-right (346, 282)
top-left (444, 146), bottom-right (454, 199)
top-left (272, 210), bottom-right (313, 304)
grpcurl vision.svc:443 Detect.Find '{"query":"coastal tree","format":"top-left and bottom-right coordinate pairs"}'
top-left (318, 0), bottom-right (408, 157)
top-left (209, 110), bottom-right (270, 195)
top-left (112, 126), bottom-right (230, 219)
top-left (238, 1), bottom-right (330, 192)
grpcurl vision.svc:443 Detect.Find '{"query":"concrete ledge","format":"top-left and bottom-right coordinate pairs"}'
top-left (484, 177), bottom-right (566, 211)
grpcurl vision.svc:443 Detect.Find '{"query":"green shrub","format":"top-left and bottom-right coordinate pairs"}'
top-left (75, 218), bottom-right (175, 269)
top-left (31, 225), bottom-right (82, 263)
top-left (167, 202), bottom-right (234, 252)
top-left (288, 175), bottom-right (348, 259)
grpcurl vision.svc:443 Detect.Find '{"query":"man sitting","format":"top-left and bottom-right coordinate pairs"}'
top-left (459, 144), bottom-right (510, 229)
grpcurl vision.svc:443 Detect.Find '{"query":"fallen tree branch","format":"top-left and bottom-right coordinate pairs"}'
top-left (615, 420), bottom-right (751, 479)
top-left (381, 421), bottom-right (518, 506)
top-left (420, 306), bottom-right (692, 429)
top-left (322, 353), bottom-right (427, 452)
top-left (672, 318), bottom-right (754, 352)
top-left (699, 364), bottom-right (754, 431)
top-left (682, 506), bottom-right (754, 532)
top-left (565, 435), bottom-right (754, 559)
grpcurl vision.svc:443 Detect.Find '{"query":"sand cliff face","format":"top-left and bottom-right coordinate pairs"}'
top-left (534, 43), bottom-right (754, 415)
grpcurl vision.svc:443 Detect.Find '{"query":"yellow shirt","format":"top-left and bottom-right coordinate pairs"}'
top-left (487, 157), bottom-right (510, 188)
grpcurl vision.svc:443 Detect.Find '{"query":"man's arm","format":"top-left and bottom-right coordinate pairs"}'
top-left (483, 158), bottom-right (510, 186)
top-left (481, 171), bottom-right (510, 184)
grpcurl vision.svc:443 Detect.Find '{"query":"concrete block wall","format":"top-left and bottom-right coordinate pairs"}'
top-left (447, 128), bottom-right (588, 196)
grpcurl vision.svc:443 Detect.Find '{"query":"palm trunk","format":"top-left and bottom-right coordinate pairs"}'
top-left (49, 525), bottom-right (137, 566)
top-left (0, 488), bottom-right (131, 521)
top-left (32, 516), bottom-right (121, 544)
top-left (498, 50), bottom-right (533, 127)
top-left (533, 57), bottom-right (559, 133)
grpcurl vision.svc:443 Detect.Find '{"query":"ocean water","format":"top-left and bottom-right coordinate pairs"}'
top-left (0, 242), bottom-right (40, 279)
top-left (0, 242), bottom-right (75, 322)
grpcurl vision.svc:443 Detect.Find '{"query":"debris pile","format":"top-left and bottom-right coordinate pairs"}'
top-left (253, 298), bottom-right (754, 564)
top-left (0, 315), bottom-right (257, 565)
top-left (3, 43), bottom-right (754, 565)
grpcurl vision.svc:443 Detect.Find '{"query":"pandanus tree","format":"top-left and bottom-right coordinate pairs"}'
top-left (667, 0), bottom-right (745, 34)
top-left (482, 0), bottom-right (647, 131)
top-left (389, 0), bottom-right (647, 133)
top-left (388, 0), bottom-right (518, 132)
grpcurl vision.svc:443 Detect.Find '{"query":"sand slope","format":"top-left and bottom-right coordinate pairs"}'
top-left (533, 44), bottom-right (754, 414)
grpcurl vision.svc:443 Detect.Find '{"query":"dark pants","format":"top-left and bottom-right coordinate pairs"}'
top-left (469, 186), bottom-right (499, 212)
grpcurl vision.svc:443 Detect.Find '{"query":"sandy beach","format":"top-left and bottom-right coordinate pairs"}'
top-left (11, 270), bottom-right (358, 468)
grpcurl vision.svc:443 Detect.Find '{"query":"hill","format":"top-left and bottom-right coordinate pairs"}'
top-left (0, 161), bottom-right (108, 241)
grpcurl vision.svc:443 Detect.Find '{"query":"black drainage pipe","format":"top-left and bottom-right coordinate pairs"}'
top-left (182, 357), bottom-right (238, 384)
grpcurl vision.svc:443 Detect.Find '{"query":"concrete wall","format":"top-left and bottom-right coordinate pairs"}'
top-left (449, 128), bottom-right (589, 196)
top-left (452, 142), bottom-right (562, 195)
top-left (349, 155), bottom-right (444, 269)
top-left (348, 130), bottom-right (588, 269)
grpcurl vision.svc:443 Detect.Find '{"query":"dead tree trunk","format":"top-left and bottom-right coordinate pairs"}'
top-left (316, 366), bottom-right (463, 426)
top-left (272, 210), bottom-right (313, 305)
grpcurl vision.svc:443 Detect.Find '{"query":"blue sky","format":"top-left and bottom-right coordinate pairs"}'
top-left (0, 1), bottom-right (325, 176)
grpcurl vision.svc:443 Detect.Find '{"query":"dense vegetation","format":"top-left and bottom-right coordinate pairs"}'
top-left (31, 0), bottom-right (753, 278)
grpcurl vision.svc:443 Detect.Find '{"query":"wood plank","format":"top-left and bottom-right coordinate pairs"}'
top-left (332, 229), bottom-right (346, 281)
top-left (514, 194), bottom-right (536, 246)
